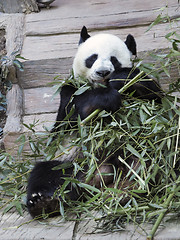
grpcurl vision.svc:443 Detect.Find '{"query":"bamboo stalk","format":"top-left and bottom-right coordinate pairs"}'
top-left (81, 71), bottom-right (145, 126)
top-left (118, 156), bottom-right (145, 186)
top-left (117, 70), bottom-right (145, 94)
top-left (147, 176), bottom-right (180, 240)
top-left (173, 115), bottom-right (180, 168)
top-left (95, 200), bottom-right (180, 221)
top-left (94, 205), bottom-right (151, 221)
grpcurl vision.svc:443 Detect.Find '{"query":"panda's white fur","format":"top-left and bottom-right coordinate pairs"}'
top-left (73, 33), bottom-right (132, 87)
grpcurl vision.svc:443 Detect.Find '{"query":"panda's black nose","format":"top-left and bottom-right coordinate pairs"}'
top-left (96, 70), bottom-right (111, 78)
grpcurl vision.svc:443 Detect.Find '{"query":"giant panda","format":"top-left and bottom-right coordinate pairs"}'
top-left (52, 26), bottom-right (162, 132)
top-left (26, 26), bottom-right (163, 218)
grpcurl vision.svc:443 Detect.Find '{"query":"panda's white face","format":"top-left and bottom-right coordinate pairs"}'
top-left (73, 33), bottom-right (133, 88)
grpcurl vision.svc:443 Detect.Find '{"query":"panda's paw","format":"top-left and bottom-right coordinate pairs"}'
top-left (27, 192), bottom-right (60, 218)
top-left (27, 192), bottom-right (44, 208)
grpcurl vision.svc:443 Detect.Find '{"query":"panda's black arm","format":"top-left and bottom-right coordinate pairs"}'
top-left (51, 85), bottom-right (76, 133)
top-left (52, 85), bottom-right (121, 134)
top-left (26, 160), bottom-right (84, 217)
top-left (110, 68), bottom-right (163, 102)
top-left (74, 87), bottom-right (122, 119)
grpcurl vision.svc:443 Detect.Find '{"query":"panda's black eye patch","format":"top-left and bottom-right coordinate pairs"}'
top-left (85, 54), bottom-right (98, 68)
top-left (110, 56), bottom-right (122, 70)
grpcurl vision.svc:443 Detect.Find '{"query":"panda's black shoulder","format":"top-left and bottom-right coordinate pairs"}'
top-left (60, 84), bottom-right (77, 99)
top-left (110, 67), bottom-right (140, 81)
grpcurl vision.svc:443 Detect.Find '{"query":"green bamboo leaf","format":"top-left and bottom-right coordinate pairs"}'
top-left (111, 121), bottom-right (117, 127)
top-left (78, 183), bottom-right (101, 193)
top-left (140, 108), bottom-right (147, 123)
top-left (59, 201), bottom-right (65, 217)
top-left (74, 86), bottom-right (90, 95)
top-left (167, 138), bottom-right (171, 150)
top-left (15, 200), bottom-right (23, 216)
top-left (146, 14), bottom-right (163, 32)
top-left (148, 203), bottom-right (163, 209)
top-left (131, 189), bottom-right (147, 193)
top-left (126, 144), bottom-right (142, 159)
top-left (86, 192), bottom-right (102, 204)
top-left (13, 59), bottom-right (24, 71)
top-left (105, 188), bottom-right (123, 194)
top-left (52, 162), bottom-right (73, 170)
top-left (3, 202), bottom-right (15, 214)
top-left (141, 104), bottom-right (152, 116)
top-left (29, 141), bottom-right (36, 152)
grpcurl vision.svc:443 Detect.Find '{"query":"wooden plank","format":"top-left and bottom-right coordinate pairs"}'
top-left (1, 209), bottom-right (180, 240)
top-left (0, 210), bottom-right (75, 240)
top-left (21, 21), bottom-right (179, 61)
top-left (17, 57), bottom-right (73, 88)
top-left (23, 87), bottom-right (60, 115)
top-left (3, 132), bottom-right (23, 155)
top-left (0, 14), bottom-right (24, 85)
top-left (22, 113), bottom-right (57, 132)
top-left (21, 34), bottom-right (78, 60)
top-left (25, 0), bottom-right (179, 36)
top-left (18, 52), bottom-right (179, 90)
top-left (3, 84), bottom-right (23, 134)
top-left (19, 22), bottom-right (179, 89)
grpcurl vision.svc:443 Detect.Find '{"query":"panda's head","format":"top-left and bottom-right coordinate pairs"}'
top-left (73, 26), bottom-right (137, 88)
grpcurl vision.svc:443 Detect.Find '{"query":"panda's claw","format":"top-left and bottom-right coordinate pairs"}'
top-left (27, 192), bottom-right (44, 207)
top-left (27, 192), bottom-right (60, 218)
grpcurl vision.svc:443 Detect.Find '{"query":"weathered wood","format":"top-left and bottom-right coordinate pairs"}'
top-left (3, 84), bottom-right (23, 134)
top-left (1, 209), bottom-right (180, 240)
top-left (0, 14), bottom-right (25, 57)
top-left (23, 87), bottom-right (60, 115)
top-left (21, 21), bottom-right (180, 61)
top-left (0, 0), bottom-right (39, 14)
top-left (3, 84), bottom-right (23, 155)
top-left (25, 0), bottom-right (179, 36)
top-left (0, 29), bottom-right (6, 55)
top-left (0, 14), bottom-right (25, 85)
top-left (17, 57), bottom-right (73, 88)
top-left (22, 112), bottom-right (56, 132)
top-left (0, 210), bottom-right (76, 240)
top-left (3, 132), bottom-right (22, 154)
top-left (75, 216), bottom-right (180, 240)
top-left (17, 51), bottom-right (179, 91)
top-left (5, 14), bottom-right (25, 58)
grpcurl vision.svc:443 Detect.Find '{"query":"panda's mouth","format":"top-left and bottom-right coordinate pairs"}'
top-left (89, 70), bottom-right (112, 87)
top-left (91, 77), bottom-right (109, 88)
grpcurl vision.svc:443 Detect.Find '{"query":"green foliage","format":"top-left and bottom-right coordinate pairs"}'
top-left (0, 152), bottom-right (31, 215)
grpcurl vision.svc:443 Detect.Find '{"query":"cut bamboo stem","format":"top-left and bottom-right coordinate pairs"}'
top-left (81, 71), bottom-right (145, 126)
top-left (147, 176), bottom-right (180, 240)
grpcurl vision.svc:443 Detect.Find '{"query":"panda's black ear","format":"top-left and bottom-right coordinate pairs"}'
top-left (125, 34), bottom-right (137, 56)
top-left (79, 26), bottom-right (91, 45)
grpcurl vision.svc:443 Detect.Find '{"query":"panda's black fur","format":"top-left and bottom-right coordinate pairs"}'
top-left (26, 26), bottom-right (163, 218)
top-left (110, 67), bottom-right (162, 103)
top-left (27, 160), bottom-right (85, 217)
top-left (27, 150), bottom-right (140, 218)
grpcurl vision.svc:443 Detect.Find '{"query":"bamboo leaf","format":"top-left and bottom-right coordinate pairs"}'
top-left (74, 86), bottom-right (90, 95)
top-left (78, 183), bottom-right (101, 193)
top-left (126, 144), bottom-right (142, 159)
